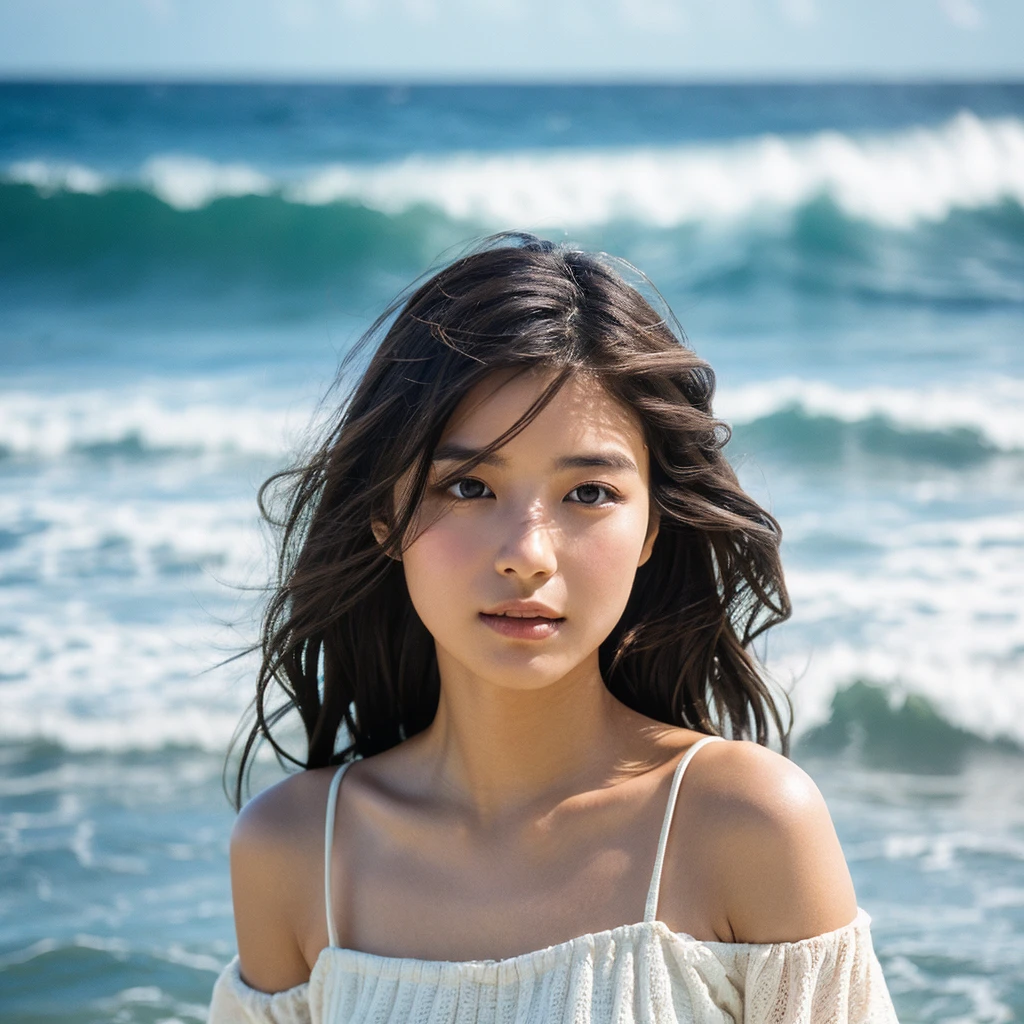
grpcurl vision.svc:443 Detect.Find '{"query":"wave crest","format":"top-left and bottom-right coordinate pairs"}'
top-left (720, 378), bottom-right (1024, 463)
top-left (3, 379), bottom-right (1021, 465)
top-left (6, 111), bottom-right (1024, 228)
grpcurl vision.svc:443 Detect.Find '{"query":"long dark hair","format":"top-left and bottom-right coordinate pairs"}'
top-left (227, 233), bottom-right (791, 809)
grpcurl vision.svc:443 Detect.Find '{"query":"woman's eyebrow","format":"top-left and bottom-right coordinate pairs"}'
top-left (556, 452), bottom-right (638, 473)
top-left (432, 442), bottom-right (638, 474)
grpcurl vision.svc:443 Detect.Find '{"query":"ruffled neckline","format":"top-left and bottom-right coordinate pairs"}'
top-left (225, 908), bottom-right (873, 997)
top-left (297, 906), bottom-right (873, 987)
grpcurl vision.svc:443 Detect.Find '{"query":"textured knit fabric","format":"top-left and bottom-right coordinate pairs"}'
top-left (208, 737), bottom-right (900, 1024)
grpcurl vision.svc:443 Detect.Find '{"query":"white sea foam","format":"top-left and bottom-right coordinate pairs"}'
top-left (0, 382), bottom-right (307, 752)
top-left (3, 376), bottom-right (1021, 464)
top-left (288, 112), bottom-right (1024, 229)
top-left (140, 155), bottom-right (275, 211)
top-left (773, 509), bottom-right (1024, 747)
top-left (0, 386), bottom-right (310, 460)
top-left (0, 607), bottom-right (260, 752)
top-left (7, 159), bottom-right (108, 195)
top-left (6, 112), bottom-right (1024, 228)
top-left (0, 479), bottom-right (277, 751)
top-left (716, 376), bottom-right (1024, 452)
top-left (0, 489), bottom-right (266, 586)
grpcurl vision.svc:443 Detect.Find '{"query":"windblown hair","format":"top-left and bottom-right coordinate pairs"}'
top-left (228, 232), bottom-right (792, 808)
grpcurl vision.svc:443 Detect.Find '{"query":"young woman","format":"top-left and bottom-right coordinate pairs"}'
top-left (208, 234), bottom-right (899, 1023)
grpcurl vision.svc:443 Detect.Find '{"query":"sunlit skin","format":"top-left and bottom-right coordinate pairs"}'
top-left (408, 369), bottom-right (657, 685)
top-left (387, 368), bottom-right (661, 816)
top-left (229, 367), bottom-right (859, 991)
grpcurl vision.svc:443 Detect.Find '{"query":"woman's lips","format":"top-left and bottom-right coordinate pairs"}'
top-left (479, 613), bottom-right (564, 640)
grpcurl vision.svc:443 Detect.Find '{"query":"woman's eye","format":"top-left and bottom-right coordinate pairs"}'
top-left (567, 483), bottom-right (614, 505)
top-left (447, 478), bottom-right (492, 500)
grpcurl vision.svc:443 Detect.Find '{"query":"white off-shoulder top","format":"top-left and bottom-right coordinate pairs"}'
top-left (207, 736), bottom-right (900, 1024)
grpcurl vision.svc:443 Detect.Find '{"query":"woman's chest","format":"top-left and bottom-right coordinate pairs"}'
top-left (317, 785), bottom-right (721, 963)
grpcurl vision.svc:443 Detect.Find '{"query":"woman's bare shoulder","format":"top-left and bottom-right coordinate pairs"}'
top-left (677, 737), bottom-right (858, 944)
top-left (229, 765), bottom-right (340, 994)
top-left (232, 764), bottom-right (339, 851)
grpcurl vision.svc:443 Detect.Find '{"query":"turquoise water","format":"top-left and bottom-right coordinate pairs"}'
top-left (1, 83), bottom-right (1023, 1022)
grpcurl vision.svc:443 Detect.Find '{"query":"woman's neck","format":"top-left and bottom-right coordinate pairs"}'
top-left (413, 651), bottom-right (633, 826)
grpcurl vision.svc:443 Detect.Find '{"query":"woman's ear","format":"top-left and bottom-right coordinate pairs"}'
top-left (371, 518), bottom-right (402, 562)
top-left (637, 505), bottom-right (660, 567)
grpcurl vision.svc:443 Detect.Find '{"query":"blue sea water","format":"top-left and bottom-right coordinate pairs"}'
top-left (1, 82), bottom-right (1023, 1022)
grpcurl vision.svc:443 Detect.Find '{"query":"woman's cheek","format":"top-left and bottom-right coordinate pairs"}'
top-left (565, 511), bottom-right (649, 614)
top-left (402, 520), bottom-right (477, 627)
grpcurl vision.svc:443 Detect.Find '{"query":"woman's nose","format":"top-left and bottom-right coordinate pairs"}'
top-left (494, 509), bottom-right (558, 579)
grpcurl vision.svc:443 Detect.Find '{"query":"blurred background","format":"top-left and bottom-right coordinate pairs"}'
top-left (1, 3), bottom-right (1023, 1022)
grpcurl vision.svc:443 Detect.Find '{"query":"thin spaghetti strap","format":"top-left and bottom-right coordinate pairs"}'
top-left (323, 761), bottom-right (354, 948)
top-left (643, 735), bottom-right (725, 924)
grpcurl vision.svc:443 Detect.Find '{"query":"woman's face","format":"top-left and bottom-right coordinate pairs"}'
top-left (396, 369), bottom-right (659, 692)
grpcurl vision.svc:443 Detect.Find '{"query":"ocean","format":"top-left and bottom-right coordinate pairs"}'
top-left (1, 82), bottom-right (1022, 1022)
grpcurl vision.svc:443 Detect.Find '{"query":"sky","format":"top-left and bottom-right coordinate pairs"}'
top-left (0, 0), bottom-right (1021, 80)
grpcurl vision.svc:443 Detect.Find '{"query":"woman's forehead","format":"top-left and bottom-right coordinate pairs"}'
top-left (439, 369), bottom-right (646, 458)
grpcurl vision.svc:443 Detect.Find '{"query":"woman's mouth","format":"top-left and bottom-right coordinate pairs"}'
top-left (478, 612), bottom-right (564, 640)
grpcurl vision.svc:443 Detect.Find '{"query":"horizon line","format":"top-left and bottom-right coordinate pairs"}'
top-left (2, 72), bottom-right (1023, 87)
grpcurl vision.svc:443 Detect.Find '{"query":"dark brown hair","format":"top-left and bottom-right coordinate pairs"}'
top-left (228, 232), bottom-right (791, 808)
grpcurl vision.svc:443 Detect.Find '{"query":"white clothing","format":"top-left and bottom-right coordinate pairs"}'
top-left (207, 736), bottom-right (900, 1023)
